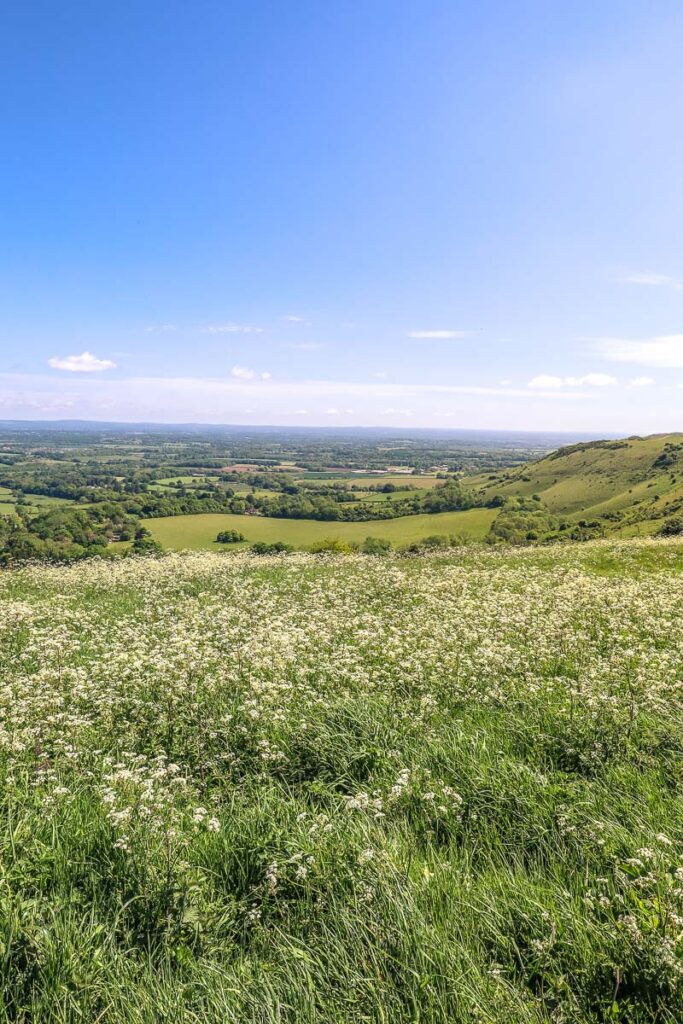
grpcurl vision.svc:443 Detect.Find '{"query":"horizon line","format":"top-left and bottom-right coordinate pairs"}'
top-left (0, 417), bottom-right (620, 437)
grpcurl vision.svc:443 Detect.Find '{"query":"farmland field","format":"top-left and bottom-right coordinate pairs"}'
top-left (146, 507), bottom-right (498, 549)
top-left (23, 493), bottom-right (72, 508)
top-left (3, 538), bottom-right (683, 1021)
top-left (0, 487), bottom-right (15, 513)
top-left (0, 487), bottom-right (72, 515)
top-left (305, 473), bottom-right (442, 489)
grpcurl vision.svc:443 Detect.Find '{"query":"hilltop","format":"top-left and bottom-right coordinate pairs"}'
top-left (469, 432), bottom-right (683, 538)
top-left (3, 541), bottom-right (683, 1021)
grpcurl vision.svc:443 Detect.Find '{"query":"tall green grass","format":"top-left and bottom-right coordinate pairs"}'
top-left (2, 541), bottom-right (683, 1021)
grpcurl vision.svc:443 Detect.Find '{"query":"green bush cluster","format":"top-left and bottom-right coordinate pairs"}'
top-left (216, 529), bottom-right (246, 543)
top-left (250, 540), bottom-right (294, 554)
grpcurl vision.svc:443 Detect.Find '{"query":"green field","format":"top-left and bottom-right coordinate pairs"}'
top-left (0, 487), bottom-right (71, 514)
top-left (0, 486), bottom-right (14, 513)
top-left (151, 475), bottom-right (287, 502)
top-left (155, 475), bottom-right (206, 485)
top-left (24, 493), bottom-right (72, 507)
top-left (146, 507), bottom-right (498, 549)
top-left (306, 473), bottom-right (441, 490)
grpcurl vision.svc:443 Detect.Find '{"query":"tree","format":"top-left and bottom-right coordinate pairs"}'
top-left (130, 526), bottom-right (163, 556)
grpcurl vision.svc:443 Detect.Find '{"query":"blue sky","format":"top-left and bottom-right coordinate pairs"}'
top-left (2, 0), bottom-right (683, 431)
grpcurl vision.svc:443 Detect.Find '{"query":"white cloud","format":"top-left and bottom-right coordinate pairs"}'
top-left (144, 323), bottom-right (177, 333)
top-left (407, 329), bottom-right (470, 340)
top-left (284, 315), bottom-right (311, 325)
top-left (290, 342), bottom-right (323, 351)
top-left (597, 334), bottom-right (683, 368)
top-left (48, 351), bottom-right (116, 373)
top-left (231, 365), bottom-right (271, 381)
top-left (527, 373), bottom-right (617, 389)
top-left (325, 408), bottom-right (340, 415)
top-left (629, 376), bottom-right (655, 387)
top-left (200, 322), bottom-right (264, 335)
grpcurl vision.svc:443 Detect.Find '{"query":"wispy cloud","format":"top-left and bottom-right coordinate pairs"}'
top-left (407, 329), bottom-right (470, 340)
top-left (629, 376), bottom-right (655, 387)
top-left (48, 351), bottom-right (116, 373)
top-left (597, 334), bottom-right (683, 368)
top-left (231, 365), bottom-right (272, 380)
top-left (144, 323), bottom-right (177, 333)
top-left (527, 373), bottom-right (617, 389)
top-left (284, 315), bottom-right (311, 326)
top-left (10, 372), bottom-right (598, 405)
top-left (0, 366), bottom-right (651, 430)
top-left (614, 270), bottom-right (683, 289)
top-left (200, 322), bottom-right (264, 335)
top-left (290, 342), bottom-right (323, 351)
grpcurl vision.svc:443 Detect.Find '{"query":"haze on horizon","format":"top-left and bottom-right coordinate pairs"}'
top-left (2, 1), bottom-right (683, 433)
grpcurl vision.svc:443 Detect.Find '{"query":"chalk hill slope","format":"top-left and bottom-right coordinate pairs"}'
top-left (470, 432), bottom-right (683, 534)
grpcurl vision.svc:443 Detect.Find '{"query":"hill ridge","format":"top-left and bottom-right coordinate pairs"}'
top-left (470, 431), bottom-right (683, 536)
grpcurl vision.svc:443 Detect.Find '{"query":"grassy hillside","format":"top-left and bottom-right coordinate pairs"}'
top-left (471, 432), bottom-right (683, 533)
top-left (3, 540), bottom-right (683, 1021)
top-left (146, 507), bottom-right (497, 550)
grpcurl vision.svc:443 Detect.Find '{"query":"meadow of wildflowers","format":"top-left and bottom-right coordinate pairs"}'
top-left (2, 540), bottom-right (683, 1021)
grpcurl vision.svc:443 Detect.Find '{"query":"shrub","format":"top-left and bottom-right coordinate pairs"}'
top-left (658, 517), bottom-right (683, 536)
top-left (308, 538), bottom-right (352, 554)
top-left (216, 529), bottom-right (245, 543)
top-left (250, 540), bottom-right (294, 554)
top-left (403, 534), bottom-right (453, 553)
top-left (361, 536), bottom-right (393, 555)
top-left (419, 534), bottom-right (451, 549)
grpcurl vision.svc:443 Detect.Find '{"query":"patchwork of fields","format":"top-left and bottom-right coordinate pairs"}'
top-left (3, 539), bottom-right (683, 1021)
